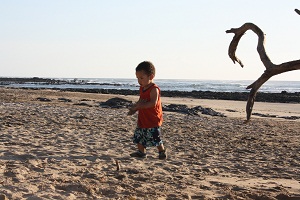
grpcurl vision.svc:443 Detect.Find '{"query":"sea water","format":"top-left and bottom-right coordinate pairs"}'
top-left (6, 78), bottom-right (300, 93)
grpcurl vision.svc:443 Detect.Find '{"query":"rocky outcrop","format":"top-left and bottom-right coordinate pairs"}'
top-left (1, 77), bottom-right (299, 103)
top-left (163, 104), bottom-right (226, 117)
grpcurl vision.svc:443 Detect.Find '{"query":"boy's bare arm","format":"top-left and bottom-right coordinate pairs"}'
top-left (127, 98), bottom-right (140, 115)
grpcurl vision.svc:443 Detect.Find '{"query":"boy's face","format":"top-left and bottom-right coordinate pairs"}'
top-left (136, 70), bottom-right (154, 87)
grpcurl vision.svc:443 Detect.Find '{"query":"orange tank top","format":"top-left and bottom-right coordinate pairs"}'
top-left (137, 84), bottom-right (163, 128)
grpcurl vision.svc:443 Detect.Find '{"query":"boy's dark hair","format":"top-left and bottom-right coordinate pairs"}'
top-left (136, 61), bottom-right (155, 76)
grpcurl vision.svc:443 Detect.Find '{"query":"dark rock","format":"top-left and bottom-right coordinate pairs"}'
top-left (252, 113), bottom-right (277, 118)
top-left (58, 98), bottom-right (72, 102)
top-left (162, 104), bottom-right (189, 113)
top-left (192, 106), bottom-right (226, 117)
top-left (226, 109), bottom-right (238, 112)
top-left (279, 116), bottom-right (300, 120)
top-left (0, 77), bottom-right (63, 85)
top-left (57, 89), bottom-right (300, 104)
top-left (163, 104), bottom-right (225, 117)
top-left (73, 102), bottom-right (92, 107)
top-left (36, 97), bottom-right (51, 102)
top-left (252, 113), bottom-right (300, 120)
top-left (100, 97), bottom-right (133, 109)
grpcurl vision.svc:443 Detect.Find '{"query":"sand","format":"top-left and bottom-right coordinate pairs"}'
top-left (0, 88), bottom-right (299, 200)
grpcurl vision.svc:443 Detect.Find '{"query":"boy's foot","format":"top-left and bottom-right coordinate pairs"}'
top-left (130, 150), bottom-right (146, 158)
top-left (158, 150), bottom-right (167, 159)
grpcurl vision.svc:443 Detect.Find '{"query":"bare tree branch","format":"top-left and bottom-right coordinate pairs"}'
top-left (295, 9), bottom-right (300, 15)
top-left (226, 23), bottom-right (300, 122)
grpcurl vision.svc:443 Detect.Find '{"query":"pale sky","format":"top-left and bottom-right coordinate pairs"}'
top-left (1, 0), bottom-right (300, 81)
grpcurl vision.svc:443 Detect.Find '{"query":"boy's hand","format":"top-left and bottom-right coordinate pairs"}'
top-left (127, 104), bottom-right (137, 115)
top-left (127, 99), bottom-right (145, 115)
top-left (127, 107), bottom-right (137, 116)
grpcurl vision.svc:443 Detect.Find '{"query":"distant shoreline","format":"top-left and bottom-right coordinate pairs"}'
top-left (0, 77), bottom-right (299, 103)
top-left (3, 87), bottom-right (298, 104)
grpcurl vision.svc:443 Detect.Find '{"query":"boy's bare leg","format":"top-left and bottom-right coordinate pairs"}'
top-left (137, 143), bottom-right (146, 153)
top-left (130, 143), bottom-right (146, 158)
top-left (157, 144), bottom-right (167, 159)
top-left (157, 144), bottom-right (165, 152)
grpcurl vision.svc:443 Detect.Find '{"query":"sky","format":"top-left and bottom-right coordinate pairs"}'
top-left (1, 0), bottom-right (300, 81)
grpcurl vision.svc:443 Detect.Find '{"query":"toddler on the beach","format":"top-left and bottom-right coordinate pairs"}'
top-left (128, 61), bottom-right (167, 159)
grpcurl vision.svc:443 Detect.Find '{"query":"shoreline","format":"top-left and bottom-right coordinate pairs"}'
top-left (0, 77), bottom-right (299, 104)
top-left (3, 86), bottom-right (300, 104)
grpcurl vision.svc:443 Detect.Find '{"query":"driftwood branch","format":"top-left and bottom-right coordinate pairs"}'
top-left (226, 22), bottom-right (300, 121)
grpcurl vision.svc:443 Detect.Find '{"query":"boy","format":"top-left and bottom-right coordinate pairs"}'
top-left (128, 61), bottom-right (167, 159)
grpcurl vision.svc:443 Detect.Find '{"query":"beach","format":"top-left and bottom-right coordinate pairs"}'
top-left (0, 87), bottom-right (299, 199)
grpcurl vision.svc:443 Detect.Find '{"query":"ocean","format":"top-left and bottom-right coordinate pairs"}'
top-left (4, 78), bottom-right (300, 93)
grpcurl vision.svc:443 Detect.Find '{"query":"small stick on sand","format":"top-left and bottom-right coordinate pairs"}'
top-left (115, 160), bottom-right (120, 171)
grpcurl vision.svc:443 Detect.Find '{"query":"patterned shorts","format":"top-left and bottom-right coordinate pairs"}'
top-left (133, 127), bottom-right (163, 148)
